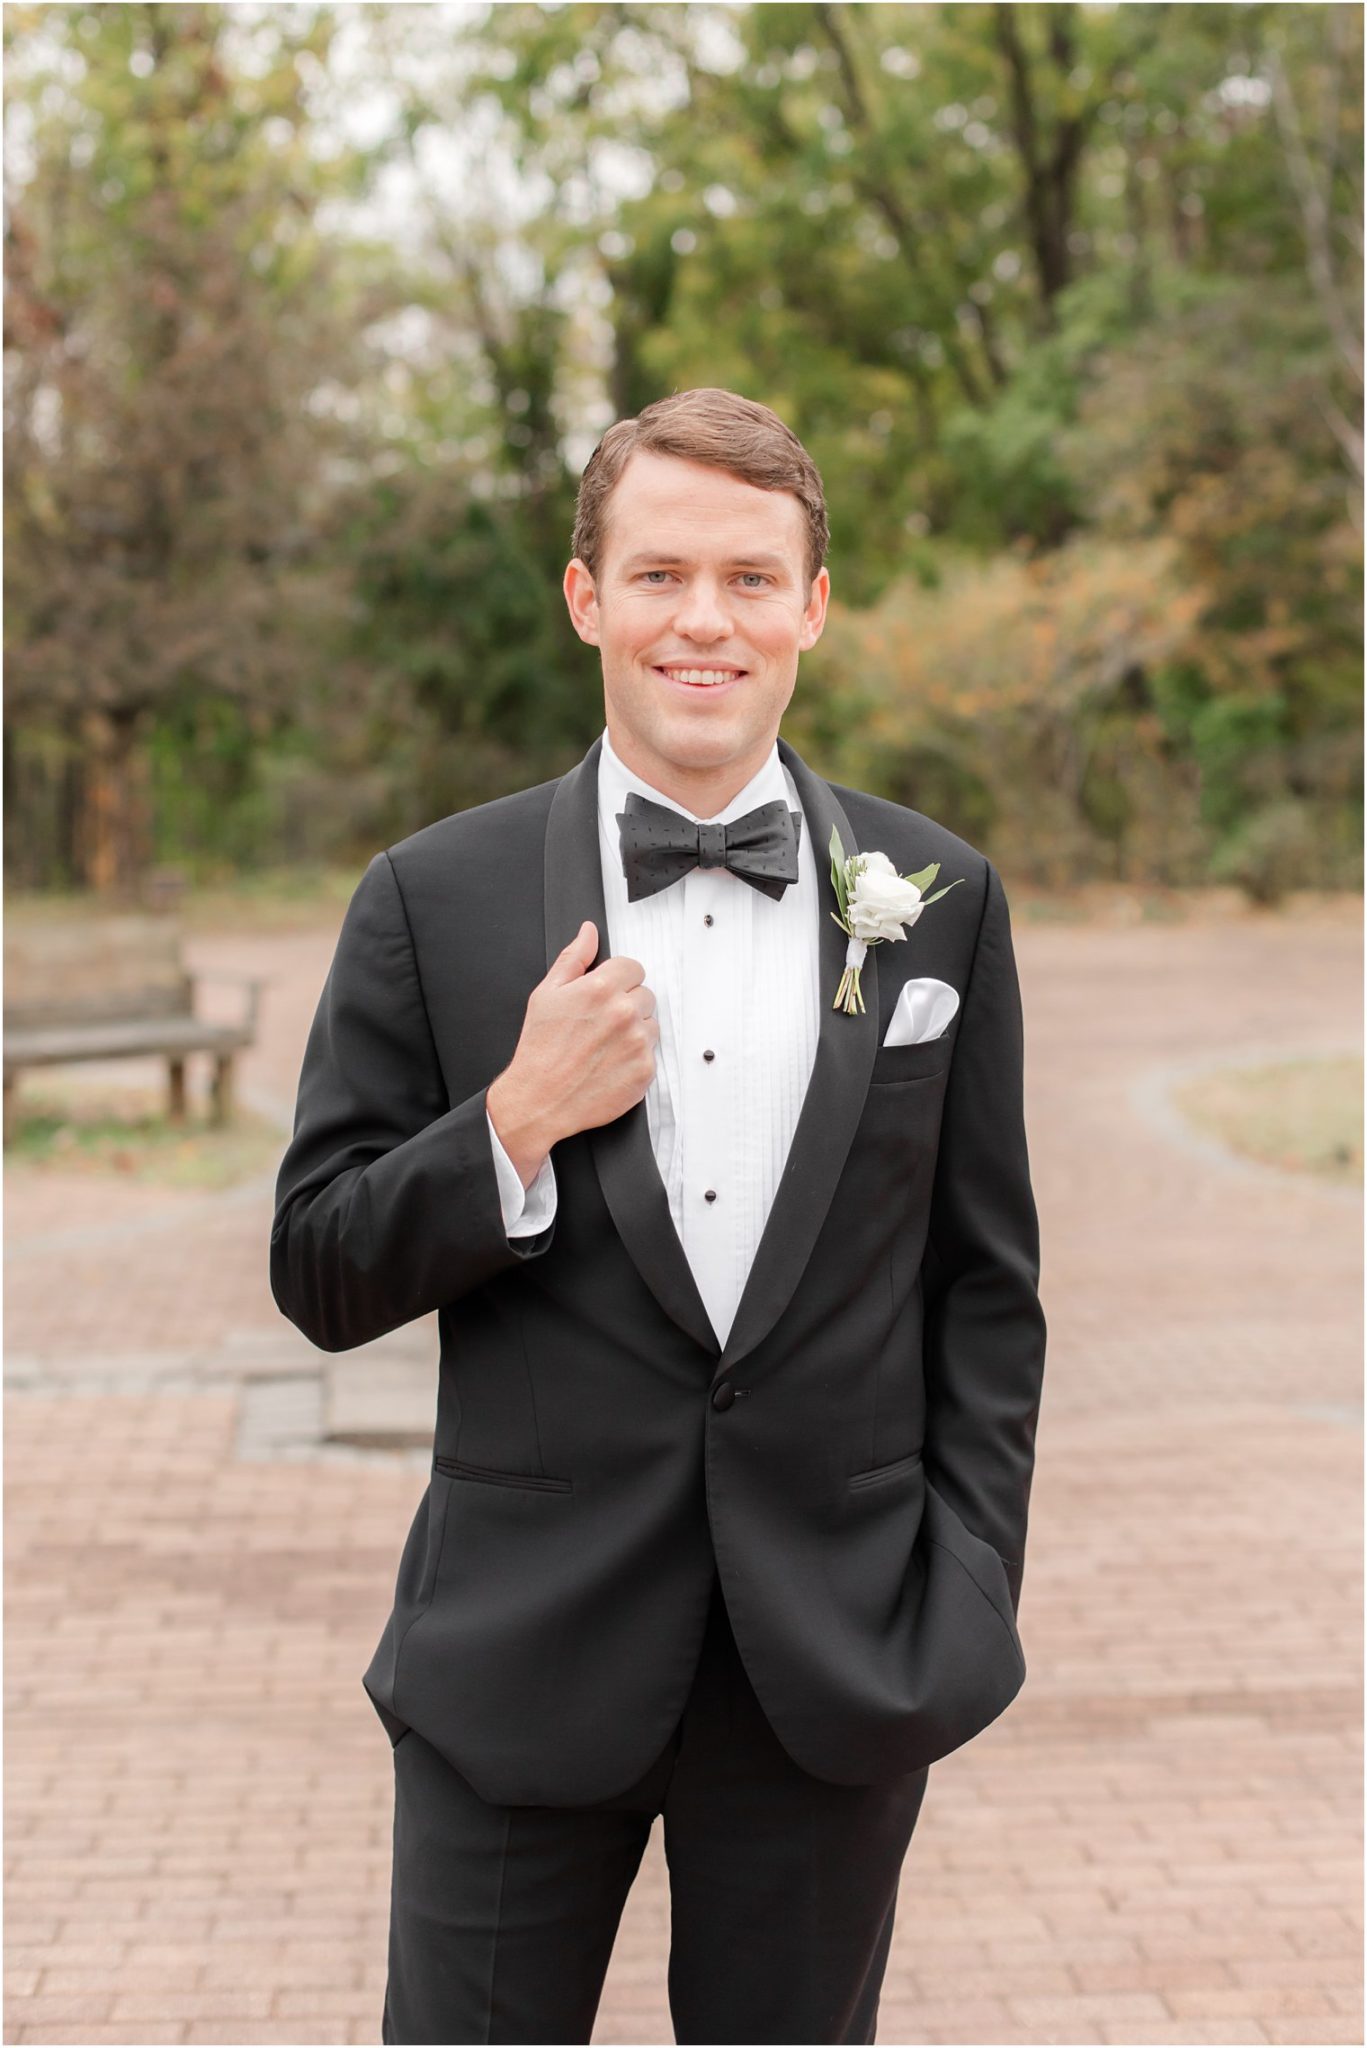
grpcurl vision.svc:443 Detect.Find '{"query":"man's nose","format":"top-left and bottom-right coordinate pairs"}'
top-left (672, 579), bottom-right (733, 638)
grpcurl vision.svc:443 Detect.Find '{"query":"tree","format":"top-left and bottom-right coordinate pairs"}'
top-left (4, 2), bottom-right (367, 890)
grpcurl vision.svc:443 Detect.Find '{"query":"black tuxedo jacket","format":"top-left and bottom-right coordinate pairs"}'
top-left (270, 734), bottom-right (1046, 1806)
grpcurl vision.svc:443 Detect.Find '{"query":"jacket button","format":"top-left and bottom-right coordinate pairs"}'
top-left (712, 1381), bottom-right (736, 1411)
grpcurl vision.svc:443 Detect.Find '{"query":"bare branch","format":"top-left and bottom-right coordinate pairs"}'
top-left (814, 3), bottom-right (992, 405)
top-left (1266, 42), bottom-right (1363, 392)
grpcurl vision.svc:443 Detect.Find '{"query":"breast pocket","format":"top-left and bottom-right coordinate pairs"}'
top-left (869, 1035), bottom-right (952, 1086)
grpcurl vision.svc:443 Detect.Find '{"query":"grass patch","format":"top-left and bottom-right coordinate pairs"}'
top-left (177, 865), bottom-right (360, 932)
top-left (1172, 1054), bottom-right (1363, 1186)
top-left (5, 865), bottom-right (359, 936)
top-left (6, 1079), bottom-right (285, 1189)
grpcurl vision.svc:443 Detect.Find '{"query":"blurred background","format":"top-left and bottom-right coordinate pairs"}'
top-left (5, 0), bottom-right (1361, 900)
top-left (3, 7), bottom-right (1362, 2047)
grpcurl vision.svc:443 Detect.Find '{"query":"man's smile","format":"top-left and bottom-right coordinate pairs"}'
top-left (653, 663), bottom-right (748, 692)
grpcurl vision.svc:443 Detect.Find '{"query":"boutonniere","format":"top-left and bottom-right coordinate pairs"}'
top-left (828, 827), bottom-right (964, 1015)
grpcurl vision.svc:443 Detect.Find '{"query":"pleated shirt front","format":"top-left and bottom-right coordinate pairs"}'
top-left (595, 724), bottom-right (821, 1348)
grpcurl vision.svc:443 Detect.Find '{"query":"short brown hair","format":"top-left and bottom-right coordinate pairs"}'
top-left (571, 387), bottom-right (829, 595)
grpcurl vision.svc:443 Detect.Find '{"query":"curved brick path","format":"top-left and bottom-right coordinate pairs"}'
top-left (5, 893), bottom-right (1361, 2046)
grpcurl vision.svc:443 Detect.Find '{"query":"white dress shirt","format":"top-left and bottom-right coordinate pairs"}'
top-left (485, 724), bottom-right (821, 1347)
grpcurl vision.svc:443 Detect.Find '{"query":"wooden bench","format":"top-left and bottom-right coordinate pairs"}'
top-left (3, 916), bottom-right (263, 1142)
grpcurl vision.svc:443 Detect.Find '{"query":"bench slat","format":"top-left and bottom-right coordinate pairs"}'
top-left (5, 916), bottom-right (191, 1027)
top-left (3, 917), bottom-right (258, 1139)
top-left (5, 1018), bottom-right (252, 1068)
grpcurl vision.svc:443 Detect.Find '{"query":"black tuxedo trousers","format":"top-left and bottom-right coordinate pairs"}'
top-left (382, 1567), bottom-right (930, 2045)
top-left (270, 728), bottom-right (1045, 1793)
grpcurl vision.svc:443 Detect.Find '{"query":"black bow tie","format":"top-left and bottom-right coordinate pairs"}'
top-left (617, 790), bottom-right (803, 904)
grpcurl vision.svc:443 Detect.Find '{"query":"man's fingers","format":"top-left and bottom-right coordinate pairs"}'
top-left (542, 930), bottom-right (651, 1014)
top-left (544, 920), bottom-right (598, 985)
top-left (584, 951), bottom-right (646, 993)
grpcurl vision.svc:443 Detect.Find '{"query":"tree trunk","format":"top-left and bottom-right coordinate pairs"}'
top-left (78, 709), bottom-right (151, 899)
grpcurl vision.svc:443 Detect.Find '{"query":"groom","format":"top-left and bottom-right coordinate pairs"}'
top-left (271, 386), bottom-right (1046, 2044)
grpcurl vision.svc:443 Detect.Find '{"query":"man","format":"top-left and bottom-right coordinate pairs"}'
top-left (270, 386), bottom-right (1046, 2045)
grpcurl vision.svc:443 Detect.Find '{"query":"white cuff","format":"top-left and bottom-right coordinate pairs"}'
top-left (486, 1107), bottom-right (558, 1238)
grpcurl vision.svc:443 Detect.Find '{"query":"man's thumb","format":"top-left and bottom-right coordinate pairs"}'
top-left (547, 919), bottom-right (598, 982)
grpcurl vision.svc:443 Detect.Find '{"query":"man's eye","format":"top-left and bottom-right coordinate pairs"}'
top-left (637, 570), bottom-right (771, 586)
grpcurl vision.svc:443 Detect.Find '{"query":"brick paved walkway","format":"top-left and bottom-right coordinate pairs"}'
top-left (5, 893), bottom-right (1361, 2046)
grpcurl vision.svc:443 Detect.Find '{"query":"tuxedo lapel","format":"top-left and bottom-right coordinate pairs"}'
top-left (718, 737), bottom-right (880, 1376)
top-left (541, 732), bottom-right (881, 1372)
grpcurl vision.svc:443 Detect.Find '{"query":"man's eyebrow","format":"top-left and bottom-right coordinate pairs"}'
top-left (618, 551), bottom-right (791, 573)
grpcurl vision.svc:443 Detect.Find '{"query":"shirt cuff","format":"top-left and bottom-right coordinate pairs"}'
top-left (486, 1106), bottom-right (558, 1238)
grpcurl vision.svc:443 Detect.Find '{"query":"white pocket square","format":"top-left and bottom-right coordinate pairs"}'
top-left (881, 976), bottom-right (960, 1048)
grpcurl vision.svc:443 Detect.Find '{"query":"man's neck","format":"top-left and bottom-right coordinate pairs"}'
top-left (605, 722), bottom-right (778, 821)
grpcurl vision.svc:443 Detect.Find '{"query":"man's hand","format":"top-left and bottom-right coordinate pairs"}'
top-left (487, 921), bottom-right (659, 1187)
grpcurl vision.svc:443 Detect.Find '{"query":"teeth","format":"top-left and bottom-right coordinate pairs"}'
top-left (660, 668), bottom-right (741, 685)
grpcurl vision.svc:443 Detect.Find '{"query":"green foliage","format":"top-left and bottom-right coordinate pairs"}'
top-left (3, 0), bottom-right (1360, 895)
top-left (794, 531), bottom-right (1213, 882)
top-left (351, 494), bottom-right (571, 742)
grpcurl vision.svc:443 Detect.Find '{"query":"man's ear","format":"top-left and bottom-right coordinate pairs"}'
top-left (563, 558), bottom-right (600, 645)
top-left (798, 566), bottom-right (830, 651)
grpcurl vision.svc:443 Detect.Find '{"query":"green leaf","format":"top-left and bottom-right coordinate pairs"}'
top-left (919, 877), bottom-right (966, 906)
top-left (828, 824), bottom-right (849, 918)
top-left (904, 861), bottom-right (940, 891)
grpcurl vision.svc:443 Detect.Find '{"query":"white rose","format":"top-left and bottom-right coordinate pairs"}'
top-left (846, 858), bottom-right (924, 943)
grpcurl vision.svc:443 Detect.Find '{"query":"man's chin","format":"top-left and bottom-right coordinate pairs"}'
top-left (655, 718), bottom-right (756, 768)
top-left (606, 688), bottom-right (779, 781)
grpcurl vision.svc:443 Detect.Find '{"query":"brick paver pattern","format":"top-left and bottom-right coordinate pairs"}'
top-left (5, 895), bottom-right (1362, 2046)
